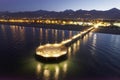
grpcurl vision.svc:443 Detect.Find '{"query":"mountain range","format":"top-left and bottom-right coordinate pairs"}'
top-left (0, 8), bottom-right (120, 20)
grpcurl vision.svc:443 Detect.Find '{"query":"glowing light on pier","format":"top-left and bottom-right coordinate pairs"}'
top-left (36, 43), bottom-right (67, 58)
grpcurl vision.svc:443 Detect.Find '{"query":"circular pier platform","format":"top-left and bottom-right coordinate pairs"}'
top-left (35, 44), bottom-right (67, 62)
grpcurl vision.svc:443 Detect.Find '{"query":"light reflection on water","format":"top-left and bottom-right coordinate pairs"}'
top-left (0, 25), bottom-right (120, 80)
top-left (0, 25), bottom-right (81, 80)
top-left (36, 61), bottom-right (67, 80)
top-left (34, 39), bottom-right (81, 80)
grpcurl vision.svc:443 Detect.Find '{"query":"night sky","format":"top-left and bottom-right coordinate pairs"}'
top-left (0, 0), bottom-right (120, 12)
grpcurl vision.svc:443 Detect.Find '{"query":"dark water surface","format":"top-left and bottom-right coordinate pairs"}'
top-left (0, 25), bottom-right (120, 80)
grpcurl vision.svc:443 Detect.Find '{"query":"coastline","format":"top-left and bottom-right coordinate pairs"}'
top-left (0, 22), bottom-right (120, 35)
top-left (93, 26), bottom-right (120, 35)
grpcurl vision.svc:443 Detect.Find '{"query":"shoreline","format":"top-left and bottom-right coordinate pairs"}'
top-left (93, 26), bottom-right (120, 35)
top-left (0, 22), bottom-right (120, 35)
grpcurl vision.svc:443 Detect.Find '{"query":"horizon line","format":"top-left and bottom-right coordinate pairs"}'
top-left (0, 7), bottom-right (119, 13)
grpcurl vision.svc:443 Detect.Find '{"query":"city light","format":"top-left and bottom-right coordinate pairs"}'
top-left (0, 18), bottom-right (95, 26)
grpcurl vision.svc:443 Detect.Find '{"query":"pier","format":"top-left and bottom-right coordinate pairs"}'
top-left (35, 25), bottom-right (97, 61)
